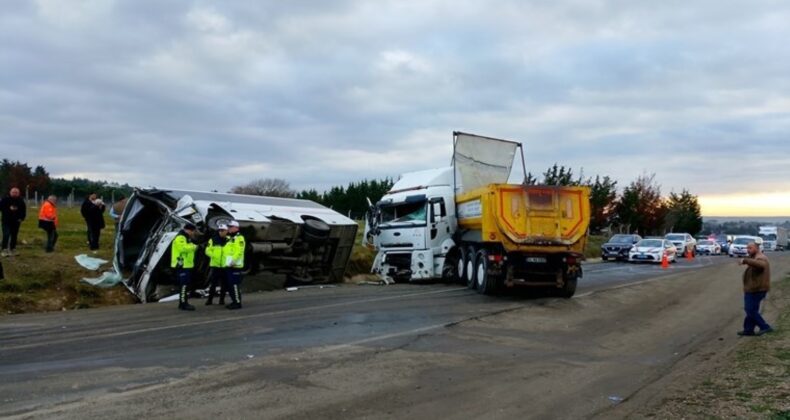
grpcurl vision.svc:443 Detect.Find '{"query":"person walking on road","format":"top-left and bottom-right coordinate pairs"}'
top-left (225, 220), bottom-right (246, 310)
top-left (171, 223), bottom-right (198, 311)
top-left (205, 223), bottom-right (229, 306)
top-left (737, 242), bottom-right (774, 336)
top-left (0, 187), bottom-right (26, 257)
top-left (38, 195), bottom-right (59, 253)
top-left (85, 198), bottom-right (106, 252)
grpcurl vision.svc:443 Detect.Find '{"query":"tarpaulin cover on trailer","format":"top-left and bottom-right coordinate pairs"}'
top-left (453, 132), bottom-right (519, 194)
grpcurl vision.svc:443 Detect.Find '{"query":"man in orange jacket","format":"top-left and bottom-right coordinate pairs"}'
top-left (38, 195), bottom-right (59, 253)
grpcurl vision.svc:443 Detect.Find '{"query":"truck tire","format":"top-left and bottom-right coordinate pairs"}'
top-left (559, 277), bottom-right (577, 298)
top-left (475, 249), bottom-right (497, 295)
top-left (442, 250), bottom-right (461, 283)
top-left (465, 246), bottom-right (477, 290)
top-left (457, 247), bottom-right (468, 284)
top-left (302, 218), bottom-right (331, 242)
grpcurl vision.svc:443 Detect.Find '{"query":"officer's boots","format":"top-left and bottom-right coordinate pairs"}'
top-left (226, 285), bottom-right (242, 310)
top-left (178, 285), bottom-right (196, 311)
top-left (205, 287), bottom-right (215, 306)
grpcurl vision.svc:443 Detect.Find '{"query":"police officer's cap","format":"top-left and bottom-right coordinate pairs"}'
top-left (228, 220), bottom-right (240, 228)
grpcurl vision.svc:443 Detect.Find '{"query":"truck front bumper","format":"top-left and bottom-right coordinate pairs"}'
top-left (373, 249), bottom-right (437, 282)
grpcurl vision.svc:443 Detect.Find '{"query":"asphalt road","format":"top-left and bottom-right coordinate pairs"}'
top-left (0, 254), bottom-right (771, 419)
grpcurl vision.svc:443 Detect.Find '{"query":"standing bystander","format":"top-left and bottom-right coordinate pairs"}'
top-left (737, 242), bottom-right (774, 336)
top-left (38, 195), bottom-right (59, 253)
top-left (0, 187), bottom-right (26, 256)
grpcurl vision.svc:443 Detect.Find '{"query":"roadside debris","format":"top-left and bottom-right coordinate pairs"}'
top-left (286, 285), bottom-right (338, 292)
top-left (608, 395), bottom-right (624, 404)
top-left (81, 271), bottom-right (123, 288)
top-left (75, 254), bottom-right (109, 271)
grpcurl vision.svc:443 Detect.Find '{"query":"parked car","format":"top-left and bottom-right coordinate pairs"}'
top-left (728, 236), bottom-right (763, 258)
top-left (629, 239), bottom-right (678, 263)
top-left (695, 239), bottom-right (721, 255)
top-left (665, 233), bottom-right (697, 257)
top-left (712, 234), bottom-right (731, 253)
top-left (601, 234), bottom-right (642, 261)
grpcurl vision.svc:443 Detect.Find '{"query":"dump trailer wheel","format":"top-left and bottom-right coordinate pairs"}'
top-left (457, 247), bottom-right (468, 284)
top-left (465, 246), bottom-right (477, 290)
top-left (559, 277), bottom-right (577, 298)
top-left (475, 249), bottom-right (497, 295)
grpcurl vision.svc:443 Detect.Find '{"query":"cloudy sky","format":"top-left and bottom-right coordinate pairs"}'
top-left (1, 0), bottom-right (789, 215)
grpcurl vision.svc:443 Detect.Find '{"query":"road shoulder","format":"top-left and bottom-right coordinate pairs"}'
top-left (614, 273), bottom-right (790, 419)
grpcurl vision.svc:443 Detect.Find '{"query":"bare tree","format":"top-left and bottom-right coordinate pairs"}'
top-left (230, 178), bottom-right (296, 198)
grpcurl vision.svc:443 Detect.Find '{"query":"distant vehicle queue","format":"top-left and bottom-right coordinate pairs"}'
top-left (601, 230), bottom-right (784, 264)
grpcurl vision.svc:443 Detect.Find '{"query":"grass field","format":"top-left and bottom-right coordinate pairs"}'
top-left (0, 206), bottom-right (134, 314)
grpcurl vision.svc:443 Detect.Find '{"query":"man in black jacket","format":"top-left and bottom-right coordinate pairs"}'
top-left (0, 187), bottom-right (26, 257)
top-left (84, 198), bottom-right (106, 251)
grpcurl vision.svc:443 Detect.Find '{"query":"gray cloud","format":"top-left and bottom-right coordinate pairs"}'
top-left (1, 0), bottom-right (789, 203)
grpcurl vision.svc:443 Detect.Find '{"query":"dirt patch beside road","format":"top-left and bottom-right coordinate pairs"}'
top-left (638, 274), bottom-right (790, 419)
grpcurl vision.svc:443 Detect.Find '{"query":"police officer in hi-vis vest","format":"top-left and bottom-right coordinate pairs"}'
top-left (225, 220), bottom-right (246, 310)
top-left (171, 223), bottom-right (198, 311)
top-left (205, 223), bottom-right (229, 305)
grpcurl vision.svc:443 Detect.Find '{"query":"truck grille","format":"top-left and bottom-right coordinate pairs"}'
top-left (384, 253), bottom-right (412, 270)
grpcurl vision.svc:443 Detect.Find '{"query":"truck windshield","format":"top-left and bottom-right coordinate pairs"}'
top-left (762, 234), bottom-right (777, 241)
top-left (381, 202), bottom-right (427, 224)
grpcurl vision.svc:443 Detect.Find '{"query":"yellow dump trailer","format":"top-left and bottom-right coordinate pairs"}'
top-left (368, 131), bottom-right (592, 297)
top-left (455, 184), bottom-right (591, 296)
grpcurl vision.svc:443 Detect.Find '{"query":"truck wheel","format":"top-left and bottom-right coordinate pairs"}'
top-left (457, 247), bottom-right (468, 284)
top-left (302, 218), bottom-right (331, 242)
top-left (465, 246), bottom-right (477, 290)
top-left (475, 249), bottom-right (497, 295)
top-left (442, 250), bottom-right (461, 283)
top-left (559, 277), bottom-right (577, 298)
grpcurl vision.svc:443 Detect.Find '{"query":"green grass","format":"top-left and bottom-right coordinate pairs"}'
top-left (585, 235), bottom-right (607, 259)
top-left (0, 206), bottom-right (134, 315)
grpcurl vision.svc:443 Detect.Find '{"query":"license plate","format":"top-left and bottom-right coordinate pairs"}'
top-left (526, 257), bottom-right (547, 263)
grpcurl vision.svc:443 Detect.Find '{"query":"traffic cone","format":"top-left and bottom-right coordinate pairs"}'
top-left (686, 248), bottom-right (694, 260)
top-left (661, 253), bottom-right (669, 270)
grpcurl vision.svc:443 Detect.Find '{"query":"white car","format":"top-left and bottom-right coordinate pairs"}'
top-left (729, 236), bottom-right (763, 258)
top-left (629, 239), bottom-right (678, 263)
top-left (665, 233), bottom-right (697, 257)
top-left (695, 239), bottom-right (721, 255)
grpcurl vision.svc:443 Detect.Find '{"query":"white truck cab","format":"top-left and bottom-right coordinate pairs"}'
top-left (367, 167), bottom-right (458, 283)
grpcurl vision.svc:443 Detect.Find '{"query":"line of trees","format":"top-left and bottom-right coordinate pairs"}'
top-left (233, 163), bottom-right (703, 236)
top-left (0, 159), bottom-right (133, 203)
top-left (523, 164), bottom-right (702, 235)
top-left (2, 157), bottom-right (702, 235)
top-left (231, 177), bottom-right (395, 219)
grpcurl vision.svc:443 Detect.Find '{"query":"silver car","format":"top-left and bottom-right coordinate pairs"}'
top-left (665, 233), bottom-right (697, 257)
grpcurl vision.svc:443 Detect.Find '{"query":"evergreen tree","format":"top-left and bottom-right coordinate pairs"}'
top-left (665, 190), bottom-right (703, 235)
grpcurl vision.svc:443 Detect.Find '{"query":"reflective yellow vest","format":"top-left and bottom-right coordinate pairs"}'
top-left (205, 237), bottom-right (227, 268)
top-left (171, 233), bottom-right (197, 269)
top-left (225, 233), bottom-right (246, 269)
